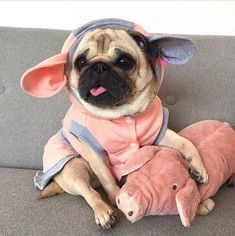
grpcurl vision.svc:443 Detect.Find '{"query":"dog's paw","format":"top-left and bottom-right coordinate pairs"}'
top-left (189, 159), bottom-right (208, 184)
top-left (197, 198), bottom-right (215, 215)
top-left (94, 203), bottom-right (116, 230)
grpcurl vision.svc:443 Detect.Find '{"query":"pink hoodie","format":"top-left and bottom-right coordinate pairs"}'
top-left (20, 19), bottom-right (169, 190)
top-left (32, 94), bottom-right (168, 190)
top-left (45, 96), bottom-right (166, 175)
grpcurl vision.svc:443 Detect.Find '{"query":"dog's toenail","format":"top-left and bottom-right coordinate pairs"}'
top-left (117, 199), bottom-right (120, 204)
top-left (128, 211), bottom-right (133, 216)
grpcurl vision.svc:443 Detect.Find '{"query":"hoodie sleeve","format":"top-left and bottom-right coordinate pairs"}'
top-left (33, 129), bottom-right (77, 190)
top-left (42, 129), bottom-right (78, 173)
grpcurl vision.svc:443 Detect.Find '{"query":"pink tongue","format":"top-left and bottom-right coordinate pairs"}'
top-left (90, 86), bottom-right (107, 96)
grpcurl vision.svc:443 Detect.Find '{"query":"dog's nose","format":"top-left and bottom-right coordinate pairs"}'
top-left (93, 62), bottom-right (109, 74)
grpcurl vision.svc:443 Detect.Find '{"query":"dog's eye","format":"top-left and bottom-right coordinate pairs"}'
top-left (75, 55), bottom-right (87, 71)
top-left (116, 54), bottom-right (135, 71)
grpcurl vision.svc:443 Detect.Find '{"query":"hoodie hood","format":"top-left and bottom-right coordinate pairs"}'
top-left (23, 18), bottom-right (198, 101)
top-left (60, 18), bottom-right (164, 107)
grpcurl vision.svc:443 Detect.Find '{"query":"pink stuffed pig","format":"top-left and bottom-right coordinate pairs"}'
top-left (116, 120), bottom-right (235, 227)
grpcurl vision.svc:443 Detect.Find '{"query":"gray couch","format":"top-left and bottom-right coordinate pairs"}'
top-left (0, 27), bottom-right (234, 236)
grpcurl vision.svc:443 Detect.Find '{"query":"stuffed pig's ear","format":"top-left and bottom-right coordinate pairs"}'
top-left (175, 179), bottom-right (200, 227)
top-left (21, 52), bottom-right (68, 98)
top-left (148, 34), bottom-right (196, 65)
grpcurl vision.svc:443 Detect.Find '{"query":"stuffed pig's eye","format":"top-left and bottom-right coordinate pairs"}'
top-left (172, 183), bottom-right (178, 191)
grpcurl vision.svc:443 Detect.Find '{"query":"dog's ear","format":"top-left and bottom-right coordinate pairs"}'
top-left (21, 53), bottom-right (67, 98)
top-left (148, 34), bottom-right (196, 65)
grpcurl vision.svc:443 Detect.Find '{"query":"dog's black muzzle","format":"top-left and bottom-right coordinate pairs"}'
top-left (78, 62), bottom-right (132, 107)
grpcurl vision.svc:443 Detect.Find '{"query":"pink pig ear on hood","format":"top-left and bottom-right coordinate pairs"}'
top-left (21, 52), bottom-right (68, 98)
top-left (175, 179), bottom-right (200, 227)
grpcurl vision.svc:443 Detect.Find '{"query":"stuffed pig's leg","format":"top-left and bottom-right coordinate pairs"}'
top-left (197, 198), bottom-right (215, 215)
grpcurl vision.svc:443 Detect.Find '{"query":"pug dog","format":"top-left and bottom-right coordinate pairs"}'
top-left (21, 19), bottom-right (208, 230)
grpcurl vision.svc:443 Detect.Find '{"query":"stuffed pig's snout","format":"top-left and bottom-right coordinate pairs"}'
top-left (116, 186), bottom-right (149, 223)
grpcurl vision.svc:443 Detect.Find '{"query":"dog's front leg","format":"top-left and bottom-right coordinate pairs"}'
top-left (80, 140), bottom-right (120, 205)
top-left (159, 129), bottom-right (208, 183)
top-left (54, 157), bottom-right (116, 230)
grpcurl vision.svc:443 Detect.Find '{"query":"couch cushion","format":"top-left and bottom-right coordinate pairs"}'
top-left (1, 167), bottom-right (234, 235)
top-left (0, 27), bottom-right (234, 169)
top-left (0, 27), bottom-right (70, 169)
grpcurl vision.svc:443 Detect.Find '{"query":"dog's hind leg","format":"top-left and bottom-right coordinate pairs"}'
top-left (53, 157), bottom-right (116, 230)
top-left (38, 181), bottom-right (65, 199)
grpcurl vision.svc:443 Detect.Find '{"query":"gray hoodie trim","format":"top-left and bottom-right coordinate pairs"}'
top-left (153, 107), bottom-right (169, 145)
top-left (33, 155), bottom-right (74, 190)
top-left (69, 120), bottom-right (107, 157)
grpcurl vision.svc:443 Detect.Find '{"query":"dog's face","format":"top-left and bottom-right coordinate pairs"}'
top-left (68, 28), bottom-right (158, 119)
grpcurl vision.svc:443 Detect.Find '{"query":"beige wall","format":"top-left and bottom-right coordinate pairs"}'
top-left (0, 1), bottom-right (235, 36)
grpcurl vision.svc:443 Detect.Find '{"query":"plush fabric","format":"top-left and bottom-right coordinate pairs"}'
top-left (116, 120), bottom-right (235, 226)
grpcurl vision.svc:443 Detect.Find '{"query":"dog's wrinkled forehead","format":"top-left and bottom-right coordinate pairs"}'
top-left (73, 29), bottom-right (137, 60)
top-left (64, 18), bottom-right (142, 77)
